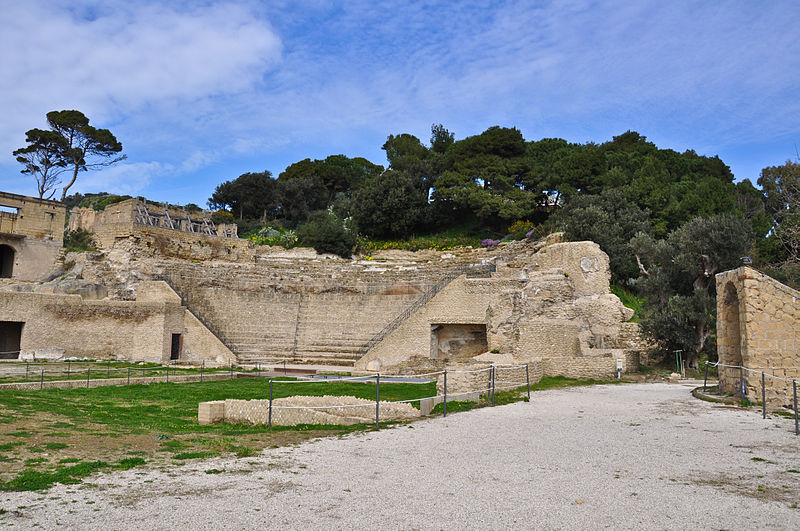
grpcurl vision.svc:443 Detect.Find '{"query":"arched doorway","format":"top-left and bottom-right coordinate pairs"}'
top-left (0, 245), bottom-right (13, 278)
top-left (718, 282), bottom-right (742, 394)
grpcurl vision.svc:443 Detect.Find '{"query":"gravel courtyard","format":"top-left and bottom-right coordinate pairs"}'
top-left (2, 381), bottom-right (799, 529)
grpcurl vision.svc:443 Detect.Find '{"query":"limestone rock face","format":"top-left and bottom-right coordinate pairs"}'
top-left (355, 237), bottom-right (646, 379)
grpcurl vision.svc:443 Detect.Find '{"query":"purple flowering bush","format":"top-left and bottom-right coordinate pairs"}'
top-left (481, 238), bottom-right (500, 250)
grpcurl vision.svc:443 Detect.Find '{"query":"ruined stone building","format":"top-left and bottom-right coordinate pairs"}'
top-left (0, 191), bottom-right (65, 281)
top-left (0, 190), bottom-right (644, 377)
top-left (717, 266), bottom-right (800, 407)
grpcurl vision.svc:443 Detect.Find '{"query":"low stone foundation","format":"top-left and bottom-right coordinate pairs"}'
top-left (199, 395), bottom-right (421, 426)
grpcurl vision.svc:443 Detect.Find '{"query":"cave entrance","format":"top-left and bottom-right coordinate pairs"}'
top-left (0, 321), bottom-right (23, 359)
top-left (430, 324), bottom-right (488, 360)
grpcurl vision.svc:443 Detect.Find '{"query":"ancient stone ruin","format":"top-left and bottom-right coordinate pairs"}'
top-left (0, 190), bottom-right (644, 378)
top-left (716, 266), bottom-right (800, 407)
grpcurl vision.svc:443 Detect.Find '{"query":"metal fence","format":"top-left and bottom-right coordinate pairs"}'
top-left (264, 364), bottom-right (532, 429)
top-left (0, 359), bottom-right (244, 389)
top-left (703, 361), bottom-right (799, 436)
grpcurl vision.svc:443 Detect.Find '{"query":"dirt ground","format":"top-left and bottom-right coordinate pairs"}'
top-left (2, 381), bottom-right (800, 529)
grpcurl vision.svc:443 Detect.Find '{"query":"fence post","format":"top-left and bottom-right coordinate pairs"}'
top-left (107, 361), bottom-right (110, 378)
top-left (86, 367), bottom-right (90, 388)
top-left (257, 363), bottom-right (260, 378)
top-left (40, 369), bottom-right (44, 390)
top-left (25, 362), bottom-right (28, 381)
top-left (230, 362), bottom-right (233, 380)
top-left (526, 364), bottom-right (531, 401)
top-left (268, 380), bottom-right (273, 428)
top-left (491, 365), bottom-right (495, 406)
top-left (166, 363), bottom-right (169, 383)
top-left (142, 366), bottom-right (145, 378)
top-left (703, 362), bottom-right (708, 392)
top-left (794, 380), bottom-right (799, 437)
top-left (375, 373), bottom-right (380, 430)
top-left (443, 370), bottom-right (448, 417)
top-left (127, 367), bottom-right (130, 385)
top-left (201, 361), bottom-right (204, 383)
top-left (740, 365), bottom-right (745, 397)
top-left (67, 360), bottom-right (71, 381)
top-left (762, 372), bottom-right (766, 419)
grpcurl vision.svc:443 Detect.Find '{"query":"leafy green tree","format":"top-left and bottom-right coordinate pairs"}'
top-left (632, 214), bottom-right (752, 367)
top-left (275, 176), bottom-right (328, 226)
top-left (208, 171), bottom-right (277, 221)
top-left (13, 129), bottom-right (68, 199)
top-left (278, 155), bottom-right (383, 206)
top-left (430, 123), bottom-right (454, 154)
top-left (758, 160), bottom-right (800, 263)
top-left (297, 208), bottom-right (358, 258)
top-left (351, 170), bottom-right (430, 238)
top-left (432, 126), bottom-right (533, 227)
top-left (45, 110), bottom-right (126, 201)
top-left (556, 189), bottom-right (650, 283)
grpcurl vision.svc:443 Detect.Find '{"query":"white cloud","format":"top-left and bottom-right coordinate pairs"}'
top-left (0, 1), bottom-right (282, 164)
top-left (70, 161), bottom-right (172, 197)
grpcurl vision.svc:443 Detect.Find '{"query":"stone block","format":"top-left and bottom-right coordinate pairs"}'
top-left (419, 398), bottom-right (434, 416)
top-left (198, 400), bottom-right (225, 425)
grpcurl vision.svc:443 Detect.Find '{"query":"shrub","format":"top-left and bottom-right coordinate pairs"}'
top-left (481, 238), bottom-right (500, 250)
top-left (507, 220), bottom-right (535, 240)
top-left (211, 210), bottom-right (234, 225)
top-left (298, 209), bottom-right (358, 258)
top-left (248, 226), bottom-right (298, 248)
top-left (63, 229), bottom-right (97, 252)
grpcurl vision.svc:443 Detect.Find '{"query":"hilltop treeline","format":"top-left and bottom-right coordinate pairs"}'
top-left (208, 127), bottom-right (768, 241)
top-left (203, 126), bottom-right (800, 365)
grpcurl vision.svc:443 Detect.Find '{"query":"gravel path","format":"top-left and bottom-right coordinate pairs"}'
top-left (3, 382), bottom-right (800, 529)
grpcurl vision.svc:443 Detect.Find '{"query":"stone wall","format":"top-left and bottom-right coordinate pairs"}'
top-left (0, 192), bottom-right (65, 241)
top-left (199, 395), bottom-right (420, 426)
top-left (716, 266), bottom-right (800, 408)
top-left (355, 241), bottom-right (642, 379)
top-left (0, 281), bottom-right (233, 364)
top-left (69, 199), bottom-right (238, 249)
top-left (0, 191), bottom-right (66, 281)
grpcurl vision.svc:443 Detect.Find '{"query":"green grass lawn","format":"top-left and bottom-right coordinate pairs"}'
top-left (0, 375), bottom-right (608, 492)
top-left (0, 378), bottom-right (437, 491)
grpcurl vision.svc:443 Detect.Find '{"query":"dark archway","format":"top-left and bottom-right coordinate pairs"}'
top-left (0, 245), bottom-right (13, 278)
top-left (718, 282), bottom-right (742, 394)
top-left (0, 321), bottom-right (23, 359)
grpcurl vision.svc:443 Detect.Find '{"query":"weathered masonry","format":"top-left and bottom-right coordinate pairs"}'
top-left (355, 241), bottom-right (642, 377)
top-left (717, 266), bottom-right (800, 407)
top-left (0, 280), bottom-right (234, 363)
top-left (0, 188), bottom-right (645, 376)
top-left (0, 191), bottom-right (65, 281)
top-left (68, 198), bottom-right (238, 248)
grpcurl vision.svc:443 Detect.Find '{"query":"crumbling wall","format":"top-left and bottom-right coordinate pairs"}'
top-left (0, 192), bottom-right (65, 242)
top-left (0, 191), bottom-right (66, 281)
top-left (69, 199), bottom-right (237, 249)
top-left (717, 266), bottom-right (800, 407)
top-left (0, 280), bottom-right (233, 364)
top-left (355, 241), bottom-right (642, 379)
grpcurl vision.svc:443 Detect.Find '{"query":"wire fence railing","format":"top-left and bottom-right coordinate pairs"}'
top-left (703, 361), bottom-right (799, 436)
top-left (262, 363), bottom-right (532, 429)
top-left (0, 359), bottom-right (251, 388)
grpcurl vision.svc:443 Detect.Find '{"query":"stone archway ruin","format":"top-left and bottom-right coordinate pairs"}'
top-left (716, 266), bottom-right (800, 407)
top-left (717, 282), bottom-right (743, 394)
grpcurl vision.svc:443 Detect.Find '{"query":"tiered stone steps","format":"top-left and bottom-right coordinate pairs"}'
top-left (151, 257), bottom-right (470, 366)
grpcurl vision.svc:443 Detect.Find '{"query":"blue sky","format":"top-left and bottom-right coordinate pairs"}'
top-left (1, 0), bottom-right (799, 206)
